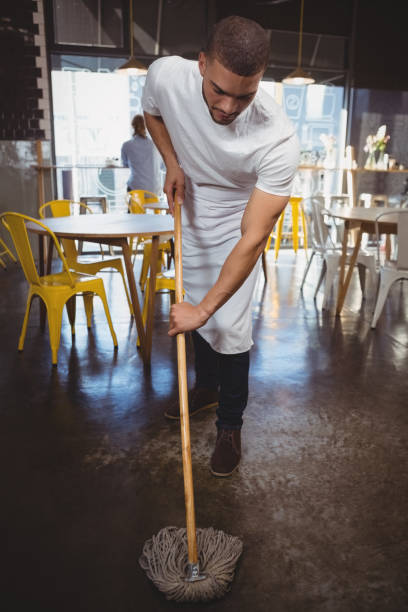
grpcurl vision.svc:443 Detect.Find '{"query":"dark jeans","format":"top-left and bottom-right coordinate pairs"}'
top-left (191, 330), bottom-right (249, 430)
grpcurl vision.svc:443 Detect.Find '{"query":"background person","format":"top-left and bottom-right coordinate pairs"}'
top-left (121, 114), bottom-right (163, 195)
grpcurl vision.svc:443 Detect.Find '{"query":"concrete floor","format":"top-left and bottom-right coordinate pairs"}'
top-left (0, 250), bottom-right (407, 612)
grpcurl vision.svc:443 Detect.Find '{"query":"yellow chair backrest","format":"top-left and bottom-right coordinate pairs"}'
top-left (1, 212), bottom-right (74, 287)
top-left (39, 199), bottom-right (93, 264)
top-left (127, 190), bottom-right (159, 214)
top-left (39, 199), bottom-right (71, 219)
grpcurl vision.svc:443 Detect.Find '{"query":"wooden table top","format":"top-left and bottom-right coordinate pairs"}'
top-left (28, 213), bottom-right (174, 239)
top-left (326, 205), bottom-right (399, 225)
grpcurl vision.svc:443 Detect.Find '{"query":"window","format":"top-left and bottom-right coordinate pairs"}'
top-left (261, 80), bottom-right (346, 196)
top-left (52, 0), bottom-right (124, 47)
top-left (51, 55), bottom-right (149, 210)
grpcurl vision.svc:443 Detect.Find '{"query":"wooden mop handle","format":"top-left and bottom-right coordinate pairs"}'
top-left (174, 198), bottom-right (198, 565)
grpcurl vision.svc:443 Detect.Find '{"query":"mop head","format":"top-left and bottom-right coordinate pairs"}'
top-left (139, 526), bottom-right (243, 602)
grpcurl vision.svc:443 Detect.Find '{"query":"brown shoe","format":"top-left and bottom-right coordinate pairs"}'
top-left (210, 429), bottom-right (241, 477)
top-left (164, 387), bottom-right (219, 420)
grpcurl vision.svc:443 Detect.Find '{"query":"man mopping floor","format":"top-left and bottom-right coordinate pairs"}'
top-left (139, 14), bottom-right (300, 603)
top-left (143, 15), bottom-right (299, 476)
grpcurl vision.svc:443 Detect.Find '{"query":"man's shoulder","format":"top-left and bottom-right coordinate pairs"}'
top-left (255, 87), bottom-right (287, 120)
top-left (252, 88), bottom-right (295, 139)
top-left (148, 55), bottom-right (196, 77)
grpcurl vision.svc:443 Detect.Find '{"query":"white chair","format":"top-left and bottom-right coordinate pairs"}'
top-left (371, 209), bottom-right (408, 328)
top-left (301, 197), bottom-right (377, 309)
top-left (329, 194), bottom-right (351, 207)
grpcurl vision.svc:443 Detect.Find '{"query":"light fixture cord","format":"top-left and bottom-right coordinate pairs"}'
top-left (297, 0), bottom-right (304, 67)
top-left (130, 0), bottom-right (133, 57)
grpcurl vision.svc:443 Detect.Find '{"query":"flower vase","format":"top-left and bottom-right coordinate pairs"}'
top-left (323, 147), bottom-right (336, 169)
top-left (364, 151), bottom-right (376, 169)
top-left (376, 150), bottom-right (385, 169)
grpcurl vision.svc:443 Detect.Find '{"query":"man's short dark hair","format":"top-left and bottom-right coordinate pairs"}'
top-left (206, 15), bottom-right (269, 77)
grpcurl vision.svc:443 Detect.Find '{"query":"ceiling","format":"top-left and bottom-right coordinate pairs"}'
top-left (213, 0), bottom-right (407, 90)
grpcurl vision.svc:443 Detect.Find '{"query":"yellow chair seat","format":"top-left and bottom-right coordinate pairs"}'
top-left (40, 270), bottom-right (96, 287)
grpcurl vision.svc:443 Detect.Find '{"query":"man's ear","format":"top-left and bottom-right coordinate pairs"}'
top-left (198, 51), bottom-right (207, 77)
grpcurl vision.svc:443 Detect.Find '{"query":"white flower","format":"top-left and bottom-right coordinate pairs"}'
top-left (376, 125), bottom-right (386, 140)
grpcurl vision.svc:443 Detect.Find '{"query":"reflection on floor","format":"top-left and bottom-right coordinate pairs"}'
top-left (0, 250), bottom-right (407, 611)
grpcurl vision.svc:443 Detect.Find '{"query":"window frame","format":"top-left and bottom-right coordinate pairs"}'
top-left (44, 0), bottom-right (130, 57)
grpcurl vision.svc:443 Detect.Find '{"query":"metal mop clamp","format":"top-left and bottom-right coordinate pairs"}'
top-left (174, 198), bottom-right (206, 584)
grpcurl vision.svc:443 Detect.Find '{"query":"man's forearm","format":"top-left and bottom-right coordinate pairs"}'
top-left (144, 112), bottom-right (178, 169)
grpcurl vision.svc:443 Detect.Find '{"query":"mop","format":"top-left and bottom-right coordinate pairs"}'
top-left (139, 199), bottom-right (243, 602)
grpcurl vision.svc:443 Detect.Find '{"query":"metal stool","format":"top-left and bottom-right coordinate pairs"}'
top-left (266, 197), bottom-right (307, 261)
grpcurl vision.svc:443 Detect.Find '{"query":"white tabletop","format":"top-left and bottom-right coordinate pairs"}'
top-left (28, 213), bottom-right (174, 239)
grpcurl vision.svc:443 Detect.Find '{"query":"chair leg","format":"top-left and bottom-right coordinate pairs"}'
top-left (139, 243), bottom-right (151, 290)
top-left (357, 263), bottom-right (366, 297)
top-left (115, 261), bottom-right (133, 316)
top-left (66, 295), bottom-right (76, 335)
top-left (18, 290), bottom-right (35, 351)
top-left (83, 293), bottom-right (94, 328)
top-left (261, 251), bottom-right (268, 282)
top-left (292, 203), bottom-right (299, 253)
top-left (137, 277), bottom-right (150, 348)
top-left (300, 207), bottom-right (308, 250)
top-left (167, 238), bottom-right (174, 269)
top-left (367, 261), bottom-right (379, 302)
top-left (322, 258), bottom-right (338, 309)
top-left (314, 259), bottom-right (326, 299)
top-left (94, 285), bottom-right (118, 347)
top-left (371, 273), bottom-right (395, 328)
top-left (274, 212), bottom-right (285, 260)
top-left (0, 256), bottom-right (6, 270)
top-left (300, 251), bottom-right (315, 291)
top-left (48, 303), bottom-right (65, 366)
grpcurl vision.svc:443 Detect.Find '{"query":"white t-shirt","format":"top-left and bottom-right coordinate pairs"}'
top-left (142, 56), bottom-right (299, 353)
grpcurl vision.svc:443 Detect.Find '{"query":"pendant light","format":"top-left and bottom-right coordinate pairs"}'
top-left (117, 0), bottom-right (147, 75)
top-left (282, 0), bottom-right (314, 85)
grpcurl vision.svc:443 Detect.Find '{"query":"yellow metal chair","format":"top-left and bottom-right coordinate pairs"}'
top-left (1, 212), bottom-right (117, 366)
top-left (128, 189), bottom-right (163, 213)
top-left (39, 200), bottom-right (133, 315)
top-left (0, 236), bottom-right (17, 269)
top-left (265, 196), bottom-right (308, 261)
top-left (127, 190), bottom-right (173, 290)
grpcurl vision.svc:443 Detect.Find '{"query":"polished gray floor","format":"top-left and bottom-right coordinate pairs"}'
top-left (0, 250), bottom-right (407, 612)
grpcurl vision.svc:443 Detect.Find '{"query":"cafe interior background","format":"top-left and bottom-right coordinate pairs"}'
top-left (0, 1), bottom-right (407, 611)
top-left (1, 0), bottom-right (408, 212)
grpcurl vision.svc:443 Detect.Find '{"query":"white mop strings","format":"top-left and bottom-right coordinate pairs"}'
top-left (139, 526), bottom-right (243, 602)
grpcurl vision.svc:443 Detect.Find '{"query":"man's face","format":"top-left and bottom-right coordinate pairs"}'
top-left (198, 52), bottom-right (263, 126)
